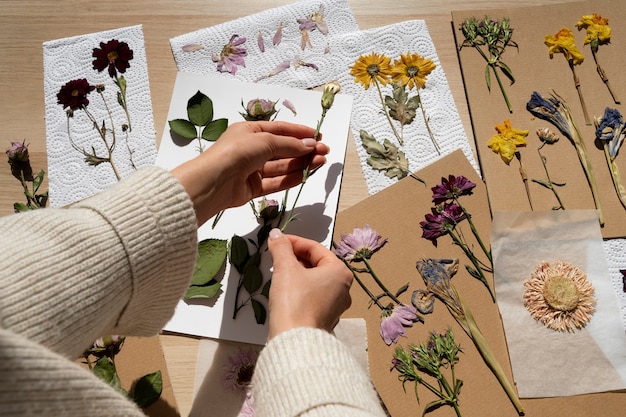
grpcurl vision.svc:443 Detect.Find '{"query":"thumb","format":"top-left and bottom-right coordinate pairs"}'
top-left (267, 228), bottom-right (296, 269)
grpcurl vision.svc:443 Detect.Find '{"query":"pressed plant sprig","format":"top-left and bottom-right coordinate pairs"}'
top-left (334, 225), bottom-right (423, 345)
top-left (544, 27), bottom-right (591, 125)
top-left (487, 119), bottom-right (533, 210)
top-left (459, 17), bottom-right (518, 113)
top-left (595, 107), bottom-right (626, 209)
top-left (576, 14), bottom-right (619, 104)
top-left (533, 128), bottom-right (566, 210)
top-left (391, 329), bottom-right (464, 417)
top-left (527, 90), bottom-right (603, 225)
top-left (415, 258), bottom-right (524, 416)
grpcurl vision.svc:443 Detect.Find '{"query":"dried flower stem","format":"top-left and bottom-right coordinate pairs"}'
top-left (568, 61), bottom-right (591, 125)
top-left (448, 231), bottom-right (495, 302)
top-left (452, 199), bottom-right (492, 265)
top-left (602, 144), bottom-right (626, 209)
top-left (413, 84), bottom-right (440, 153)
top-left (535, 143), bottom-right (566, 210)
top-left (374, 78), bottom-right (404, 145)
top-left (515, 151), bottom-right (533, 210)
top-left (592, 50), bottom-right (620, 104)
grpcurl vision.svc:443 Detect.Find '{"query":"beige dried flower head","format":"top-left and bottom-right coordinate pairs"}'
top-left (523, 260), bottom-right (596, 332)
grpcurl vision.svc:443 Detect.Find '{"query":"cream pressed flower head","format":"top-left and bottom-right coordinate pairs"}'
top-left (523, 260), bottom-right (596, 332)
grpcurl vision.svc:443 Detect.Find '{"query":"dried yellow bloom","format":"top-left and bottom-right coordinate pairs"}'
top-left (390, 52), bottom-right (436, 90)
top-left (349, 52), bottom-right (392, 90)
top-left (575, 14), bottom-right (611, 47)
top-left (524, 260), bottom-right (596, 332)
top-left (487, 119), bottom-right (528, 164)
top-left (545, 27), bottom-right (585, 65)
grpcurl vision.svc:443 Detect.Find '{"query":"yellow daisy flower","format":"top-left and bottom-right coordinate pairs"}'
top-left (524, 260), bottom-right (596, 332)
top-left (575, 14), bottom-right (611, 46)
top-left (545, 27), bottom-right (585, 65)
top-left (390, 52), bottom-right (436, 90)
top-left (487, 119), bottom-right (528, 164)
top-left (349, 52), bottom-right (392, 90)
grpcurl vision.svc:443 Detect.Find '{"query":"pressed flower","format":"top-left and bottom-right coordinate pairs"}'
top-left (213, 34), bottom-right (247, 75)
top-left (534, 128), bottom-right (566, 210)
top-left (524, 260), bottom-right (596, 332)
top-left (595, 107), bottom-right (626, 209)
top-left (321, 80), bottom-right (340, 111)
top-left (487, 119), bottom-right (528, 165)
top-left (380, 304), bottom-right (421, 345)
top-left (419, 203), bottom-right (466, 245)
top-left (545, 27), bottom-right (590, 124)
top-left (431, 175), bottom-right (476, 205)
top-left (297, 4), bottom-right (328, 50)
top-left (6, 141), bottom-right (29, 163)
top-left (527, 90), bottom-right (603, 224)
top-left (334, 224), bottom-right (387, 262)
top-left (223, 348), bottom-right (258, 396)
top-left (349, 52), bottom-right (392, 90)
top-left (92, 39), bottom-right (134, 78)
top-left (257, 197), bottom-right (279, 221)
top-left (240, 98), bottom-right (278, 121)
top-left (411, 288), bottom-right (434, 314)
top-left (536, 127), bottom-right (559, 145)
top-left (416, 258), bottom-right (524, 415)
top-left (390, 52), bottom-right (436, 90)
top-left (56, 78), bottom-right (95, 110)
top-left (239, 391), bottom-right (255, 417)
top-left (273, 22), bottom-right (283, 46)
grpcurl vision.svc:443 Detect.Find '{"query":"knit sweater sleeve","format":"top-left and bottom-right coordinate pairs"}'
top-left (0, 166), bottom-right (197, 359)
top-left (252, 327), bottom-right (387, 417)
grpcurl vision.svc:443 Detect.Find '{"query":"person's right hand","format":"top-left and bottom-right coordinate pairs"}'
top-left (266, 229), bottom-right (353, 340)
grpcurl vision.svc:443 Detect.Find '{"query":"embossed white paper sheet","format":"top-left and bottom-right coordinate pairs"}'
top-left (43, 25), bottom-right (157, 207)
top-left (169, 0), bottom-right (358, 90)
top-left (328, 21), bottom-right (480, 195)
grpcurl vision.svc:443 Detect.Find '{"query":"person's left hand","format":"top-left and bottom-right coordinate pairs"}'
top-left (172, 121), bottom-right (329, 225)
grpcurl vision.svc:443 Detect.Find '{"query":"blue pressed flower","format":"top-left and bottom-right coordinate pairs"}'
top-left (595, 107), bottom-right (624, 159)
top-left (526, 91), bottom-right (571, 140)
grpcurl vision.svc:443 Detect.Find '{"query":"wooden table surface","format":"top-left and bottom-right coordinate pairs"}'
top-left (0, 1), bottom-right (585, 415)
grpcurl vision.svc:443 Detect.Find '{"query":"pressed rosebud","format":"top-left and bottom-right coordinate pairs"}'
top-left (6, 141), bottom-right (29, 163)
top-left (257, 197), bottom-right (279, 221)
top-left (536, 127), bottom-right (560, 144)
top-left (240, 98), bottom-right (278, 121)
top-left (321, 80), bottom-right (340, 110)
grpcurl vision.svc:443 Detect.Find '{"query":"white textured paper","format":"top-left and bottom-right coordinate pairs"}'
top-left (329, 21), bottom-right (480, 195)
top-left (602, 238), bottom-right (626, 329)
top-left (43, 25), bottom-right (157, 207)
top-left (158, 72), bottom-right (353, 345)
top-left (169, 0), bottom-right (358, 90)
top-left (491, 210), bottom-right (626, 398)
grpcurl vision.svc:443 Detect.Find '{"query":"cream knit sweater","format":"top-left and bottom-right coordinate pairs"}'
top-left (0, 166), bottom-right (385, 417)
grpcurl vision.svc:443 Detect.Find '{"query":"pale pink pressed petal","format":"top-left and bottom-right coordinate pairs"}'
top-left (182, 43), bottom-right (204, 52)
top-left (257, 32), bottom-right (265, 52)
top-left (283, 99), bottom-right (297, 116)
top-left (273, 22), bottom-right (283, 46)
top-left (315, 20), bottom-right (329, 35)
top-left (232, 35), bottom-right (247, 46)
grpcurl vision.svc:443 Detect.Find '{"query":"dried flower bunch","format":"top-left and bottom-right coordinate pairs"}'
top-left (458, 16), bottom-right (518, 113)
top-left (487, 119), bottom-right (533, 210)
top-left (349, 51), bottom-right (439, 179)
top-left (57, 38), bottom-right (137, 181)
top-left (595, 107), bottom-right (626, 209)
top-left (523, 260), bottom-right (596, 332)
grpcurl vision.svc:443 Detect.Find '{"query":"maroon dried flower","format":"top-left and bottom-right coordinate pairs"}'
top-left (431, 175), bottom-right (476, 204)
top-left (92, 39), bottom-right (134, 78)
top-left (419, 203), bottom-right (466, 245)
top-left (57, 78), bottom-right (95, 110)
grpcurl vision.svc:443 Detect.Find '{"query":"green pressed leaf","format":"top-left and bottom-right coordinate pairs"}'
top-left (93, 357), bottom-right (126, 396)
top-left (485, 65), bottom-right (492, 91)
top-left (190, 239), bottom-right (228, 286)
top-left (13, 202), bottom-right (30, 212)
top-left (187, 91), bottom-right (214, 126)
top-left (33, 170), bottom-right (45, 193)
top-left (169, 119), bottom-right (197, 140)
top-left (201, 118), bottom-right (228, 141)
top-left (243, 263), bottom-right (263, 294)
top-left (229, 235), bottom-right (250, 273)
top-left (499, 61), bottom-right (515, 85)
top-left (251, 298), bottom-right (267, 324)
top-left (185, 280), bottom-right (222, 299)
top-left (261, 279), bottom-right (271, 298)
top-left (132, 370), bottom-right (163, 409)
top-left (361, 131), bottom-right (409, 180)
top-left (395, 283), bottom-right (409, 297)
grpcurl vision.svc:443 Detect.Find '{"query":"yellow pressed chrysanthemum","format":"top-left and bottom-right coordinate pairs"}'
top-left (349, 52), bottom-right (392, 90)
top-left (575, 14), bottom-right (611, 47)
top-left (524, 260), bottom-right (596, 332)
top-left (487, 119), bottom-right (529, 164)
top-left (545, 27), bottom-right (585, 65)
top-left (390, 52), bottom-right (436, 90)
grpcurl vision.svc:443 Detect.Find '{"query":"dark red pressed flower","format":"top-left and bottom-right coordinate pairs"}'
top-left (57, 78), bottom-right (95, 110)
top-left (419, 203), bottom-right (466, 245)
top-left (431, 175), bottom-right (476, 204)
top-left (92, 39), bottom-right (134, 78)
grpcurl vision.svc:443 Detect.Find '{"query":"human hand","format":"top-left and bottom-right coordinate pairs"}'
top-left (266, 229), bottom-right (352, 339)
top-left (172, 121), bottom-right (329, 225)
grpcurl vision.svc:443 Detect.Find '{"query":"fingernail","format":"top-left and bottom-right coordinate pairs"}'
top-left (301, 138), bottom-right (316, 147)
top-left (269, 228), bottom-right (283, 240)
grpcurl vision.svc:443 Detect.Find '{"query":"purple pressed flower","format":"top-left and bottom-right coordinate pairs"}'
top-left (595, 107), bottom-right (624, 159)
top-left (282, 99), bottom-right (297, 116)
top-left (431, 175), bottom-right (476, 204)
top-left (6, 141), bottom-right (29, 163)
top-left (213, 34), bottom-right (247, 75)
top-left (239, 391), bottom-right (255, 417)
top-left (379, 304), bottom-right (420, 345)
top-left (92, 39), bottom-right (134, 78)
top-left (334, 224), bottom-right (387, 261)
top-left (419, 203), bottom-right (465, 245)
top-left (223, 348), bottom-right (258, 397)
